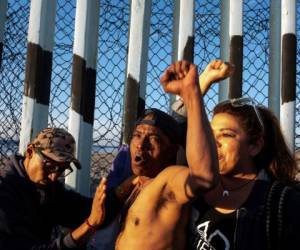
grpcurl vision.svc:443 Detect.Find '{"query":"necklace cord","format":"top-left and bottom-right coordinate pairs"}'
top-left (220, 174), bottom-right (257, 197)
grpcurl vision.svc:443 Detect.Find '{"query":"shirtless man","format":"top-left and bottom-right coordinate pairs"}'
top-left (114, 60), bottom-right (233, 250)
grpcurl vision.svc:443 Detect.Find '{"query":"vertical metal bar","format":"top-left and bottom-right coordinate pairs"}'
top-left (228, 0), bottom-right (243, 99)
top-left (66, 0), bottom-right (100, 195)
top-left (172, 0), bottom-right (180, 64)
top-left (170, 0), bottom-right (194, 165)
top-left (219, 0), bottom-right (229, 102)
top-left (280, 0), bottom-right (296, 151)
top-left (176, 0), bottom-right (194, 62)
top-left (0, 0), bottom-right (7, 68)
top-left (122, 0), bottom-right (152, 144)
top-left (269, 0), bottom-right (281, 119)
top-left (171, 0), bottom-right (194, 106)
top-left (19, 0), bottom-right (56, 154)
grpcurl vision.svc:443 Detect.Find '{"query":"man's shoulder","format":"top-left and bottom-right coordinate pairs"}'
top-left (156, 165), bottom-right (188, 178)
top-left (154, 165), bottom-right (188, 184)
top-left (143, 166), bottom-right (188, 191)
top-left (0, 154), bottom-right (20, 177)
top-left (137, 168), bottom-right (184, 193)
top-left (142, 166), bottom-right (187, 188)
top-left (0, 155), bottom-right (32, 200)
top-left (137, 166), bottom-right (189, 202)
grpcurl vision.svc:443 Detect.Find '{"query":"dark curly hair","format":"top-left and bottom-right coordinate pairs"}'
top-left (213, 102), bottom-right (297, 183)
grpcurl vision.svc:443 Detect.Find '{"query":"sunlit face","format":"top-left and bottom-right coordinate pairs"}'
top-left (25, 147), bottom-right (66, 186)
top-left (130, 123), bottom-right (173, 178)
top-left (211, 113), bottom-right (256, 176)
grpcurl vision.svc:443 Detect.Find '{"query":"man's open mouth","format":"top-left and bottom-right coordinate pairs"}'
top-left (218, 153), bottom-right (224, 160)
top-left (133, 152), bottom-right (147, 165)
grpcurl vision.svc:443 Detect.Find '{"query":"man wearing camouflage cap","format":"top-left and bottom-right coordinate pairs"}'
top-left (0, 128), bottom-right (112, 250)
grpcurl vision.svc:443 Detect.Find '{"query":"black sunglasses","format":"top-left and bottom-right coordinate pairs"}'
top-left (34, 147), bottom-right (73, 177)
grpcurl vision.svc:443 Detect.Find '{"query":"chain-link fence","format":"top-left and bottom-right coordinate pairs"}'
top-left (0, 0), bottom-right (300, 191)
top-left (0, 0), bottom-right (29, 157)
top-left (195, 0), bottom-right (221, 115)
top-left (146, 0), bottom-right (173, 112)
top-left (296, 1), bottom-right (300, 151)
top-left (91, 1), bottom-right (130, 189)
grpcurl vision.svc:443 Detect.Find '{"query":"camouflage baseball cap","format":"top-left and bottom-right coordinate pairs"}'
top-left (31, 128), bottom-right (81, 169)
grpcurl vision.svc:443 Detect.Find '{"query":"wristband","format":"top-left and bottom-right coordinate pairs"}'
top-left (85, 219), bottom-right (97, 231)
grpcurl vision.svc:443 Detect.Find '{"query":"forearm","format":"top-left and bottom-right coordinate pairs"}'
top-left (69, 186), bottom-right (123, 246)
top-left (199, 73), bottom-right (213, 96)
top-left (184, 87), bottom-right (219, 193)
top-left (171, 75), bottom-right (211, 120)
top-left (69, 219), bottom-right (97, 246)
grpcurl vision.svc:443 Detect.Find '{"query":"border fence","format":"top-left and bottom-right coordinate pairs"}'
top-left (0, 0), bottom-right (299, 194)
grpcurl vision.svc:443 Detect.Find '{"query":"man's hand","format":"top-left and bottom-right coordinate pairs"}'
top-left (69, 178), bottom-right (107, 245)
top-left (87, 177), bottom-right (107, 228)
top-left (199, 60), bottom-right (234, 95)
top-left (160, 60), bottom-right (199, 100)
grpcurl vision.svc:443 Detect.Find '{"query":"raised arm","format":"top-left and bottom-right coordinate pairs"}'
top-left (171, 60), bottom-right (234, 118)
top-left (160, 61), bottom-right (219, 200)
top-left (199, 59), bottom-right (234, 96)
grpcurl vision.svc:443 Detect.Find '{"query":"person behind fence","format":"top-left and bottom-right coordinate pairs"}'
top-left (108, 59), bottom-right (238, 250)
top-left (0, 128), bottom-right (110, 250)
top-left (186, 97), bottom-right (300, 249)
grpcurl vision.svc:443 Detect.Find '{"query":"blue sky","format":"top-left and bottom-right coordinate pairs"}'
top-left (1, 0), bottom-right (299, 152)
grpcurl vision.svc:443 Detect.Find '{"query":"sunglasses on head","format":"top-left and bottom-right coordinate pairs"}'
top-left (33, 146), bottom-right (74, 177)
top-left (216, 97), bottom-right (265, 132)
